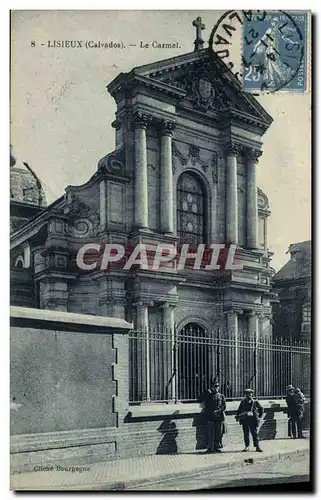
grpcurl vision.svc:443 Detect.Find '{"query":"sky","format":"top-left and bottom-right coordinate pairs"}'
top-left (10, 10), bottom-right (311, 271)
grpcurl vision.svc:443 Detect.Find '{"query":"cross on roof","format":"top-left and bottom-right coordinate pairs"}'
top-left (192, 16), bottom-right (205, 52)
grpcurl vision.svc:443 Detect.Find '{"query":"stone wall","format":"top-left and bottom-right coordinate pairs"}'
top-left (113, 399), bottom-right (310, 460)
top-left (10, 306), bottom-right (132, 472)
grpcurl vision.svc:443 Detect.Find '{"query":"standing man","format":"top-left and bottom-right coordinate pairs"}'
top-left (285, 384), bottom-right (296, 438)
top-left (235, 388), bottom-right (264, 452)
top-left (200, 379), bottom-right (226, 453)
top-left (293, 387), bottom-right (306, 439)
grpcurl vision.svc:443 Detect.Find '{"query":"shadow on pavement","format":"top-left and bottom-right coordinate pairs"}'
top-left (156, 420), bottom-right (178, 455)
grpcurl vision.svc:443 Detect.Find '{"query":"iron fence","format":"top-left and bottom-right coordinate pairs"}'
top-left (129, 327), bottom-right (310, 403)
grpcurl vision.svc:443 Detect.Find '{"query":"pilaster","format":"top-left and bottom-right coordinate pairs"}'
top-left (40, 279), bottom-right (69, 312)
top-left (99, 275), bottom-right (126, 319)
top-left (38, 215), bottom-right (74, 312)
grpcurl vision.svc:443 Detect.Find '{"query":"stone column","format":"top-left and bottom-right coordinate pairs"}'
top-left (227, 309), bottom-right (239, 397)
top-left (160, 119), bottom-right (176, 234)
top-left (248, 310), bottom-right (259, 340)
top-left (136, 300), bottom-right (149, 332)
top-left (259, 312), bottom-right (273, 340)
top-left (259, 312), bottom-right (273, 396)
top-left (225, 145), bottom-right (240, 244)
top-left (135, 300), bottom-right (151, 401)
top-left (246, 148), bottom-right (262, 249)
top-left (163, 302), bottom-right (176, 401)
top-left (249, 311), bottom-right (259, 394)
top-left (163, 302), bottom-right (175, 331)
top-left (133, 112), bottom-right (152, 230)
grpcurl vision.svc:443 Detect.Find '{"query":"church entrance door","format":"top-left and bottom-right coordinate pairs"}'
top-left (177, 322), bottom-right (210, 401)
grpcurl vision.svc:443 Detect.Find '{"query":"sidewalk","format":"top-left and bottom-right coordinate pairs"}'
top-left (11, 438), bottom-right (310, 491)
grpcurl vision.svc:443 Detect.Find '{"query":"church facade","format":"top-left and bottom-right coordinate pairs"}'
top-left (11, 37), bottom-right (275, 400)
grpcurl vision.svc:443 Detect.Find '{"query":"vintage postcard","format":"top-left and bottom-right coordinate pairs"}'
top-left (10, 10), bottom-right (311, 491)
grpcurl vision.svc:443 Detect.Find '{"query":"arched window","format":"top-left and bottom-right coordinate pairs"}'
top-left (177, 172), bottom-right (205, 246)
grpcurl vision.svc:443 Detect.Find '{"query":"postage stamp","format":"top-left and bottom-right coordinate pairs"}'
top-left (242, 11), bottom-right (308, 92)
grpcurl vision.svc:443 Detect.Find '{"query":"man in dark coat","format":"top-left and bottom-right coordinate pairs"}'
top-left (285, 384), bottom-right (296, 438)
top-left (286, 385), bottom-right (306, 438)
top-left (235, 388), bottom-right (263, 452)
top-left (200, 379), bottom-right (226, 453)
top-left (293, 387), bottom-right (305, 438)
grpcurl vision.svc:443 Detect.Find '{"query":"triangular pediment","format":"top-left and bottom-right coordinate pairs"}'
top-left (131, 50), bottom-right (273, 128)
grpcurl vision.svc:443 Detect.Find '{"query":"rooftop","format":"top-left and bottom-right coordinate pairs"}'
top-left (274, 240), bottom-right (311, 282)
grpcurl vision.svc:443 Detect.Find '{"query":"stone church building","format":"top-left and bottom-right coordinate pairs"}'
top-left (11, 27), bottom-right (276, 401)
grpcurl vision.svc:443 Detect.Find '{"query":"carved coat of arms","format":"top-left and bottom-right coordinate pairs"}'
top-left (193, 78), bottom-right (215, 111)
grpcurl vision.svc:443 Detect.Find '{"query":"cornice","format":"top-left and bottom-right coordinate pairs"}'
top-left (34, 270), bottom-right (77, 282)
top-left (108, 73), bottom-right (186, 100)
top-left (230, 108), bottom-right (272, 131)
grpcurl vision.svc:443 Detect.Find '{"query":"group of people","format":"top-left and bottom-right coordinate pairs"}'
top-left (200, 379), bottom-right (306, 454)
top-left (285, 384), bottom-right (306, 439)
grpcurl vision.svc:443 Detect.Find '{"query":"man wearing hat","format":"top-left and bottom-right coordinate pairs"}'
top-left (293, 387), bottom-right (306, 439)
top-left (235, 389), bottom-right (263, 452)
top-left (200, 379), bottom-right (226, 453)
top-left (286, 384), bottom-right (296, 438)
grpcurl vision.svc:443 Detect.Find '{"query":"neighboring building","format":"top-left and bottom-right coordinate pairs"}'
top-left (10, 145), bottom-right (47, 234)
top-left (272, 241), bottom-right (311, 341)
top-left (10, 23), bottom-right (276, 400)
top-left (10, 146), bottom-right (47, 308)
